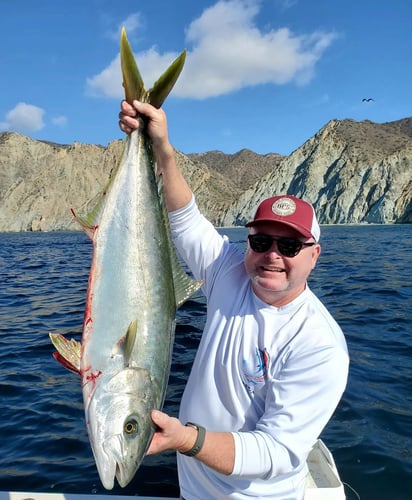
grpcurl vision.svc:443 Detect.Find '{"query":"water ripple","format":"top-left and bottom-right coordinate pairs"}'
top-left (0, 227), bottom-right (411, 499)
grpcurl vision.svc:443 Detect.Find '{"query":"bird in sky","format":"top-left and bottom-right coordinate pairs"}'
top-left (362, 98), bottom-right (374, 102)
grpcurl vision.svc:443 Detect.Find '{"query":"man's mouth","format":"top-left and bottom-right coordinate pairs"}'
top-left (260, 266), bottom-right (285, 273)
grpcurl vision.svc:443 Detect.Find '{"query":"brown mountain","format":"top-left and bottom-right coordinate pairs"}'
top-left (0, 117), bottom-right (410, 231)
top-left (222, 117), bottom-right (412, 226)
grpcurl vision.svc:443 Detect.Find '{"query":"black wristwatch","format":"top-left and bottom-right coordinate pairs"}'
top-left (181, 422), bottom-right (206, 457)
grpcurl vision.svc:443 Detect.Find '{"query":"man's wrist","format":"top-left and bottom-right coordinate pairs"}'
top-left (180, 422), bottom-right (206, 457)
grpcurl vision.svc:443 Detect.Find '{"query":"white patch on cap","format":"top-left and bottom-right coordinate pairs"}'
top-left (272, 197), bottom-right (296, 216)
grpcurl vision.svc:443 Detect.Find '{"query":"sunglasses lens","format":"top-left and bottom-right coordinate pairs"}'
top-left (248, 235), bottom-right (272, 253)
top-left (248, 235), bottom-right (304, 257)
top-left (277, 238), bottom-right (302, 257)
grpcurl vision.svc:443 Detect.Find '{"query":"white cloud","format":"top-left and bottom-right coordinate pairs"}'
top-left (51, 115), bottom-right (68, 127)
top-left (277, 0), bottom-right (298, 10)
top-left (86, 55), bottom-right (122, 98)
top-left (86, 0), bottom-right (337, 100)
top-left (107, 12), bottom-right (142, 42)
top-left (305, 93), bottom-right (330, 109)
top-left (179, 0), bottom-right (337, 97)
top-left (121, 13), bottom-right (142, 36)
top-left (0, 102), bottom-right (45, 133)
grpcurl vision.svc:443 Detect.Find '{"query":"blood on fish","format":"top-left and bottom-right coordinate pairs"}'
top-left (82, 369), bottom-right (102, 390)
top-left (87, 370), bottom-right (102, 382)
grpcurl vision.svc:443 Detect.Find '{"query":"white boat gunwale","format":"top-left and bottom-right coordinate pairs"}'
top-left (0, 439), bottom-right (345, 500)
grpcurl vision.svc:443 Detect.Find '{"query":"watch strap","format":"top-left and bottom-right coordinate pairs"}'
top-left (182, 422), bottom-right (206, 457)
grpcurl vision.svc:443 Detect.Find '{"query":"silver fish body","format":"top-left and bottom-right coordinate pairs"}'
top-left (81, 128), bottom-right (175, 489)
top-left (50, 28), bottom-right (192, 490)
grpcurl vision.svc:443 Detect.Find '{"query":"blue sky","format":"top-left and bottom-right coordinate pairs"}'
top-left (1, 0), bottom-right (411, 155)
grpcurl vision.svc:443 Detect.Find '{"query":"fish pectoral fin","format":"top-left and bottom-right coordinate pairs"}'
top-left (124, 319), bottom-right (138, 363)
top-left (49, 333), bottom-right (81, 375)
top-left (112, 320), bottom-right (138, 365)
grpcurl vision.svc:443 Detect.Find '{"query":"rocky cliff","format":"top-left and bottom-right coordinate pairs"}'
top-left (221, 118), bottom-right (412, 226)
top-left (0, 133), bottom-right (234, 232)
top-left (0, 117), bottom-right (411, 232)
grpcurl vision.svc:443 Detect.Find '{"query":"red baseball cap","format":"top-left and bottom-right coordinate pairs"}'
top-left (245, 195), bottom-right (320, 241)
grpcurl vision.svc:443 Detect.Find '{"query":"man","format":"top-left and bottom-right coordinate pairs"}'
top-left (119, 100), bottom-right (349, 500)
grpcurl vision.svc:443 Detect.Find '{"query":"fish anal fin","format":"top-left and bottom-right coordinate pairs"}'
top-left (71, 139), bottom-right (129, 239)
top-left (71, 208), bottom-right (97, 240)
top-left (49, 333), bottom-right (81, 375)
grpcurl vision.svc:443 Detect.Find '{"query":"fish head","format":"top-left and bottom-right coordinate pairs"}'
top-left (86, 366), bottom-right (158, 489)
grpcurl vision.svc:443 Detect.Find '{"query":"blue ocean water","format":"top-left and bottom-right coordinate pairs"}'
top-left (0, 225), bottom-right (411, 499)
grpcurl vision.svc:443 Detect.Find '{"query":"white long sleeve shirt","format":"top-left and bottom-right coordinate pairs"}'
top-left (170, 197), bottom-right (349, 500)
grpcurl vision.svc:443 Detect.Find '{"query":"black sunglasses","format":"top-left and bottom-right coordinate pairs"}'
top-left (248, 234), bottom-right (316, 257)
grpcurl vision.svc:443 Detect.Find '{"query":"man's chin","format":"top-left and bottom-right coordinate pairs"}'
top-left (252, 275), bottom-right (286, 294)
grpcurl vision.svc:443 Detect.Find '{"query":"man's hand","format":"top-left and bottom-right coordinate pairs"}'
top-left (117, 99), bottom-right (193, 211)
top-left (119, 100), bottom-right (169, 147)
top-left (147, 410), bottom-right (198, 455)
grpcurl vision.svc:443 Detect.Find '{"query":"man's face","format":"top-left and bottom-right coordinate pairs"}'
top-left (244, 221), bottom-right (321, 307)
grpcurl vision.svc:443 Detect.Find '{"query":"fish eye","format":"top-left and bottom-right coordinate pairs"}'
top-left (124, 417), bottom-right (138, 436)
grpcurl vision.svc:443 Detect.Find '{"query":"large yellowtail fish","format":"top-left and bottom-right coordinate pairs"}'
top-left (50, 28), bottom-right (200, 489)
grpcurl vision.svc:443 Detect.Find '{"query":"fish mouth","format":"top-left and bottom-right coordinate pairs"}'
top-left (96, 447), bottom-right (117, 490)
top-left (115, 463), bottom-right (133, 488)
top-left (91, 434), bottom-right (126, 490)
top-left (100, 434), bottom-right (138, 489)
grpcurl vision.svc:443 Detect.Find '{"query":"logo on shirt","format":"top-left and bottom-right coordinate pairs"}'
top-left (242, 348), bottom-right (269, 394)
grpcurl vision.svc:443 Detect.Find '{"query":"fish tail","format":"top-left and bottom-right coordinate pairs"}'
top-left (120, 27), bottom-right (186, 108)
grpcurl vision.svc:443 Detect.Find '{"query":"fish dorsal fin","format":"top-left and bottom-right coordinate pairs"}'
top-left (49, 333), bottom-right (81, 375)
top-left (172, 250), bottom-right (204, 308)
top-left (120, 26), bottom-right (186, 107)
top-left (156, 176), bottom-right (203, 307)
